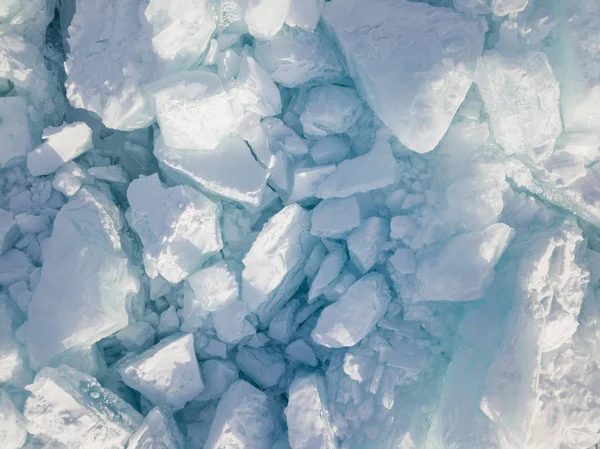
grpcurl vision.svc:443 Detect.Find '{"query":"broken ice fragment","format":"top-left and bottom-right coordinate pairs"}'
top-left (116, 322), bottom-right (156, 353)
top-left (236, 346), bottom-right (286, 388)
top-left (347, 217), bottom-right (390, 274)
top-left (119, 333), bottom-right (204, 411)
top-left (128, 407), bottom-right (185, 449)
top-left (147, 70), bottom-right (240, 151)
top-left (127, 174), bottom-right (222, 284)
top-left (245, 0), bottom-right (291, 41)
top-left (312, 272), bottom-right (391, 348)
top-left (0, 209), bottom-right (19, 255)
top-left (490, 0), bottom-right (528, 16)
top-left (212, 300), bottom-right (256, 344)
top-left (242, 204), bottom-right (318, 326)
top-left (186, 261), bottom-right (239, 313)
top-left (204, 380), bottom-right (275, 449)
top-left (285, 339), bottom-right (318, 367)
top-left (155, 135), bottom-right (268, 208)
top-left (196, 360), bottom-right (239, 402)
top-left (285, 0), bottom-right (324, 32)
top-left (310, 136), bottom-right (350, 165)
top-left (413, 223), bottom-right (514, 302)
top-left (475, 51), bottom-right (562, 155)
top-left (27, 122), bottom-right (93, 177)
top-left (285, 373), bottom-right (337, 449)
top-left (0, 389), bottom-right (27, 449)
top-left (23, 365), bottom-right (143, 449)
top-left (309, 248), bottom-right (348, 302)
top-left (287, 164), bottom-right (338, 205)
top-left (0, 97), bottom-right (35, 168)
top-left (310, 197), bottom-right (361, 238)
top-left (323, 0), bottom-right (486, 153)
top-left (26, 188), bottom-right (139, 369)
top-left (52, 162), bottom-right (90, 197)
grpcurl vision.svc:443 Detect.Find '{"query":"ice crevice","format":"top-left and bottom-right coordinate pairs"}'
top-left (1, 0), bottom-right (600, 448)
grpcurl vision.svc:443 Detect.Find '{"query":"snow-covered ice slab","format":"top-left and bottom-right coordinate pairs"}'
top-left (27, 122), bottom-right (93, 176)
top-left (23, 365), bottom-right (143, 449)
top-left (204, 380), bottom-right (275, 449)
top-left (186, 261), bottom-right (239, 312)
top-left (323, 0), bottom-right (486, 153)
top-left (242, 204), bottom-right (318, 326)
top-left (0, 389), bottom-right (27, 449)
top-left (128, 407), bottom-right (185, 449)
top-left (26, 187), bottom-right (139, 369)
top-left (127, 174), bottom-right (222, 284)
top-left (0, 0), bottom-right (55, 47)
top-left (285, 373), bottom-right (337, 449)
top-left (119, 333), bottom-right (204, 411)
top-left (412, 223), bottom-right (514, 302)
top-left (312, 272), bottom-right (391, 348)
top-left (245, 0), bottom-right (290, 41)
top-left (155, 135), bottom-right (268, 208)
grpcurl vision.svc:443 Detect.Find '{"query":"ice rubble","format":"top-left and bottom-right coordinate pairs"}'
top-left (2, 0), bottom-right (600, 448)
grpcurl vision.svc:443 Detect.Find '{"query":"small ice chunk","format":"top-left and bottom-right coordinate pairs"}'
top-left (236, 346), bottom-right (286, 388)
top-left (242, 204), bottom-right (318, 325)
top-left (490, 0), bottom-right (528, 16)
top-left (52, 162), bottom-right (90, 197)
top-left (245, 0), bottom-right (291, 41)
top-left (0, 250), bottom-right (32, 288)
top-left (285, 339), bottom-right (318, 367)
top-left (317, 137), bottom-right (396, 199)
top-left (186, 261), bottom-right (239, 313)
top-left (453, 0), bottom-right (491, 16)
top-left (27, 122), bottom-right (93, 177)
top-left (0, 209), bottom-right (19, 255)
top-left (287, 165), bottom-right (337, 205)
top-left (347, 217), bottom-right (390, 274)
top-left (204, 380), bottom-right (275, 449)
top-left (15, 214), bottom-right (49, 234)
top-left (0, 389), bottom-right (27, 449)
top-left (212, 300), bottom-right (256, 344)
top-left (310, 197), bottom-right (361, 238)
top-left (127, 407), bottom-right (185, 449)
top-left (116, 322), bottom-right (156, 352)
top-left (413, 223), bottom-right (514, 302)
top-left (475, 51), bottom-right (562, 155)
top-left (388, 248), bottom-right (416, 275)
top-left (0, 330), bottom-right (31, 388)
top-left (390, 215), bottom-right (418, 241)
top-left (87, 166), bottom-right (129, 183)
top-left (309, 248), bottom-right (347, 302)
top-left (127, 174), bottom-right (222, 284)
top-left (310, 136), bottom-right (350, 165)
top-left (285, 373), bottom-right (337, 449)
top-left (119, 333), bottom-right (204, 411)
top-left (323, 0), bottom-right (486, 153)
top-left (261, 117), bottom-right (309, 157)
top-left (155, 135), bottom-right (268, 207)
top-left (143, 0), bottom-right (216, 72)
top-left (24, 365), bottom-right (143, 449)
top-left (156, 305), bottom-right (181, 338)
top-left (254, 26), bottom-right (346, 87)
top-left (268, 298), bottom-right (300, 343)
top-left (300, 85), bottom-right (363, 138)
top-left (285, 0), bottom-right (324, 32)
top-left (147, 71), bottom-right (240, 151)
top-left (26, 188), bottom-right (139, 369)
top-left (312, 272), bottom-right (391, 348)
top-left (0, 97), bottom-right (35, 168)
top-left (196, 360), bottom-right (238, 402)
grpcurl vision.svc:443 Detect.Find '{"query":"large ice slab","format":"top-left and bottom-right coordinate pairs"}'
top-left (155, 135), bottom-right (268, 208)
top-left (242, 204), bottom-right (318, 326)
top-left (23, 365), bottom-right (143, 449)
top-left (127, 407), bottom-right (185, 449)
top-left (119, 333), bottom-right (204, 411)
top-left (203, 380), bottom-right (275, 449)
top-left (475, 51), bottom-right (562, 155)
top-left (127, 174), bottom-right (222, 284)
top-left (26, 187), bottom-right (139, 369)
top-left (312, 272), bottom-right (391, 348)
top-left (285, 373), bottom-right (337, 449)
top-left (323, 0), bottom-right (486, 153)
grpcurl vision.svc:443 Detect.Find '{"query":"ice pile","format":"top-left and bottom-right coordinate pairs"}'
top-left (2, 0), bottom-right (600, 448)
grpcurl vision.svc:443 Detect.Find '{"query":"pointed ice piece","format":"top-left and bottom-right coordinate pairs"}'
top-left (285, 0), bottom-right (324, 32)
top-left (212, 300), bottom-right (256, 344)
top-left (475, 51), bottom-right (561, 155)
top-left (254, 26), bottom-right (346, 88)
top-left (127, 407), bottom-right (185, 449)
top-left (413, 223), bottom-right (514, 302)
top-left (0, 97), bottom-right (35, 168)
top-left (0, 209), bottom-right (19, 256)
top-left (27, 122), bottom-right (93, 176)
top-left (0, 389), bottom-right (27, 449)
top-left (287, 165), bottom-right (338, 205)
top-left (323, 0), bottom-right (486, 153)
top-left (316, 137), bottom-right (396, 199)
top-left (65, 0), bottom-right (154, 131)
top-left (26, 188), bottom-right (139, 369)
top-left (242, 204), bottom-right (318, 326)
top-left (245, 0), bottom-right (291, 40)
top-left (347, 217), bottom-right (389, 274)
top-left (310, 136), bottom-right (349, 165)
top-left (300, 85), bottom-right (363, 138)
top-left (147, 70), bottom-right (240, 151)
top-left (196, 360), bottom-right (239, 402)
top-left (143, 0), bottom-right (215, 72)
top-left (261, 117), bottom-right (309, 157)
top-left (116, 322), bottom-right (156, 352)
top-left (236, 346), bottom-right (286, 388)
top-left (285, 373), bottom-right (337, 449)
top-left (127, 174), bottom-right (222, 284)
top-left (309, 248), bottom-right (347, 302)
top-left (312, 272), bottom-right (391, 348)
top-left (23, 365), bottom-right (143, 449)
top-left (310, 197), bottom-right (361, 238)
top-left (204, 380), bottom-right (275, 449)
top-left (186, 261), bottom-right (239, 313)
top-left (155, 135), bottom-right (268, 207)
top-left (285, 339), bottom-right (318, 367)
top-left (119, 333), bottom-right (204, 411)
